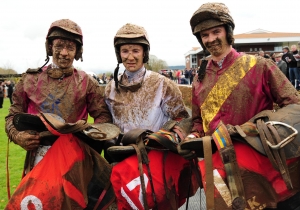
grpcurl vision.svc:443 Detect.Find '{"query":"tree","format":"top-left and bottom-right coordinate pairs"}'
top-left (145, 55), bottom-right (168, 72)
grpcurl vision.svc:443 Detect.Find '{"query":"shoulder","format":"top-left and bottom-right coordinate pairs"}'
top-left (147, 70), bottom-right (167, 79)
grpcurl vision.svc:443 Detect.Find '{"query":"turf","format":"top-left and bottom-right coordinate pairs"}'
top-left (0, 98), bottom-right (25, 209)
top-left (0, 99), bottom-right (96, 209)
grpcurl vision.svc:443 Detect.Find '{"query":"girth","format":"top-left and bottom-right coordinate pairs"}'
top-left (120, 129), bottom-right (158, 210)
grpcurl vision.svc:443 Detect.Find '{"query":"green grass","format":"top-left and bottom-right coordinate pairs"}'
top-left (0, 98), bottom-right (25, 209)
top-left (0, 99), bottom-right (96, 209)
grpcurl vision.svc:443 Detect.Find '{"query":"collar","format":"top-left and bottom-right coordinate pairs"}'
top-left (47, 63), bottom-right (74, 79)
top-left (123, 66), bottom-right (146, 84)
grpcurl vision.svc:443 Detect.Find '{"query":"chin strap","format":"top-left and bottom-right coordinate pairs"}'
top-left (39, 56), bottom-right (50, 71)
top-left (114, 63), bottom-right (120, 92)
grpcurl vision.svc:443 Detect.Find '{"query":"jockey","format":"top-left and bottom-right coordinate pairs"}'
top-left (104, 23), bottom-right (198, 209)
top-left (178, 2), bottom-right (300, 210)
top-left (5, 19), bottom-right (114, 209)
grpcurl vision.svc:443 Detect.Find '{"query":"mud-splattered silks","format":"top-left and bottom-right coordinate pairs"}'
top-left (200, 55), bottom-right (257, 133)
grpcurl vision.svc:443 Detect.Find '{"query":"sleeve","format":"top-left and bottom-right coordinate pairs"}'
top-left (161, 77), bottom-right (189, 120)
top-left (86, 77), bottom-right (112, 124)
top-left (5, 74), bottom-right (29, 141)
top-left (263, 59), bottom-right (300, 106)
top-left (190, 81), bottom-right (205, 137)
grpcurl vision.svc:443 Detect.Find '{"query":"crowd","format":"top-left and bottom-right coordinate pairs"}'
top-left (160, 68), bottom-right (197, 85)
top-left (0, 80), bottom-right (14, 108)
top-left (255, 45), bottom-right (300, 90)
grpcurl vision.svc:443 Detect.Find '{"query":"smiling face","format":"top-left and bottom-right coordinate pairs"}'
top-left (51, 38), bottom-right (76, 69)
top-left (200, 26), bottom-right (230, 58)
top-left (120, 44), bottom-right (144, 72)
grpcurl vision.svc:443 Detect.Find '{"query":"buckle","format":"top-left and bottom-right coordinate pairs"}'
top-left (265, 121), bottom-right (298, 149)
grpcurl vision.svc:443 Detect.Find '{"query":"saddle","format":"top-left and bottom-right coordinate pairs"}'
top-left (13, 112), bottom-right (119, 210)
top-left (179, 104), bottom-right (300, 209)
top-left (181, 104), bottom-right (300, 160)
top-left (106, 118), bottom-right (193, 210)
top-left (13, 112), bottom-right (120, 153)
top-left (107, 118), bottom-right (193, 162)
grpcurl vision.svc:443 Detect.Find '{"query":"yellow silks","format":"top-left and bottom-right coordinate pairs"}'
top-left (200, 55), bottom-right (257, 133)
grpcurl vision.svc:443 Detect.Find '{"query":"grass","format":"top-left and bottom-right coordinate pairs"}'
top-left (0, 99), bottom-right (96, 209)
top-left (0, 98), bottom-right (25, 209)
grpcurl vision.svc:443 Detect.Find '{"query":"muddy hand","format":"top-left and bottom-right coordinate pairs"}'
top-left (14, 130), bottom-right (40, 151)
top-left (177, 144), bottom-right (196, 160)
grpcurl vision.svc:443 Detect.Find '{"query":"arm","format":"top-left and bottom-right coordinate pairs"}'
top-left (161, 77), bottom-right (189, 120)
top-left (86, 77), bottom-right (112, 124)
top-left (5, 74), bottom-right (40, 150)
top-left (263, 59), bottom-right (300, 106)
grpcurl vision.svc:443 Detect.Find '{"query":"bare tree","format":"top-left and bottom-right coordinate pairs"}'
top-left (145, 55), bottom-right (168, 72)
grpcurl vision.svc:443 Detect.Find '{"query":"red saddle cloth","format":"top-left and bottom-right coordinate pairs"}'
top-left (6, 134), bottom-right (101, 210)
top-left (198, 141), bottom-right (300, 209)
top-left (110, 150), bottom-right (198, 210)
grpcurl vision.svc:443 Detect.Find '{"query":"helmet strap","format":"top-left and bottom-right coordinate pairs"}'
top-left (114, 63), bottom-right (120, 93)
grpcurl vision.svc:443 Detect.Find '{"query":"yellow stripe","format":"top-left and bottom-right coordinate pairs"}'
top-left (213, 130), bottom-right (224, 148)
top-left (201, 55), bottom-right (257, 133)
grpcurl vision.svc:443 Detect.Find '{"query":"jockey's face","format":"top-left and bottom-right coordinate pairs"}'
top-left (200, 26), bottom-right (229, 57)
top-left (120, 44), bottom-right (144, 72)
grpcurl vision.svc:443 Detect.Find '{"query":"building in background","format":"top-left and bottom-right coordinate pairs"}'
top-left (184, 29), bottom-right (300, 69)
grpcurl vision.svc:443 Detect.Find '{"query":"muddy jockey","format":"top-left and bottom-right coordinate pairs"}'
top-left (177, 2), bottom-right (300, 210)
top-left (104, 23), bottom-right (200, 209)
top-left (5, 19), bottom-right (117, 209)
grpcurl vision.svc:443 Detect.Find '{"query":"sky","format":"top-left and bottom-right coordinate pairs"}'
top-left (1, 0), bottom-right (300, 74)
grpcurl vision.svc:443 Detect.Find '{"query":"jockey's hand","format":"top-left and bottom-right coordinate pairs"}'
top-left (177, 144), bottom-right (196, 160)
top-left (177, 134), bottom-right (198, 160)
top-left (13, 130), bottom-right (40, 151)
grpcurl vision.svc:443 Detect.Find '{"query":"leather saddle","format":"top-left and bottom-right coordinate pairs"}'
top-left (107, 118), bottom-right (193, 163)
top-left (13, 112), bottom-right (120, 153)
top-left (180, 104), bottom-right (300, 159)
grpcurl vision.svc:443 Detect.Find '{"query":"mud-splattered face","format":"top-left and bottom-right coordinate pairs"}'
top-left (51, 39), bottom-right (76, 69)
top-left (120, 44), bottom-right (144, 72)
top-left (200, 26), bottom-right (229, 57)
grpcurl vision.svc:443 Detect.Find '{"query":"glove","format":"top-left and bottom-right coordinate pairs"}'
top-left (177, 132), bottom-right (201, 160)
top-left (11, 129), bottom-right (40, 151)
top-left (177, 144), bottom-right (196, 160)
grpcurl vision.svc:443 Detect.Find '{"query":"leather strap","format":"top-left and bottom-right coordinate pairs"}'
top-left (131, 144), bottom-right (149, 210)
top-left (212, 123), bottom-right (246, 210)
top-left (257, 119), bottom-right (292, 189)
top-left (93, 182), bottom-right (111, 210)
top-left (203, 136), bottom-right (214, 210)
top-left (267, 124), bottom-right (292, 189)
top-left (257, 120), bottom-right (278, 170)
top-left (121, 129), bottom-right (158, 209)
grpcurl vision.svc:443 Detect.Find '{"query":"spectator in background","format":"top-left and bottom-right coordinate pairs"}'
top-left (188, 68), bottom-right (194, 84)
top-left (296, 42), bottom-right (300, 68)
top-left (275, 53), bottom-right (288, 77)
top-left (102, 73), bottom-right (107, 84)
top-left (184, 68), bottom-right (189, 83)
top-left (258, 50), bottom-right (269, 59)
top-left (6, 80), bottom-right (14, 104)
top-left (172, 70), bottom-right (178, 83)
top-left (287, 45), bottom-right (299, 89)
top-left (168, 70), bottom-right (173, 80)
top-left (282, 46), bottom-right (293, 80)
top-left (109, 73), bottom-right (113, 82)
top-left (0, 81), bottom-right (4, 108)
top-left (270, 52), bottom-right (276, 62)
top-left (176, 69), bottom-right (181, 84)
